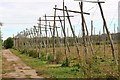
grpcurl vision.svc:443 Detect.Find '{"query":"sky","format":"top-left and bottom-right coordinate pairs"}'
top-left (0, 0), bottom-right (119, 40)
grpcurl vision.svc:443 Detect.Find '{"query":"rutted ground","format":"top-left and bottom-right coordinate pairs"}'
top-left (2, 49), bottom-right (43, 78)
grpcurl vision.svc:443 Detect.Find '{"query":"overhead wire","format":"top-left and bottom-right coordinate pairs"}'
top-left (91, 4), bottom-right (98, 20)
top-left (86, 4), bottom-right (97, 12)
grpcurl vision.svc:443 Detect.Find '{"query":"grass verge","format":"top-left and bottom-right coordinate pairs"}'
top-left (10, 48), bottom-right (119, 78)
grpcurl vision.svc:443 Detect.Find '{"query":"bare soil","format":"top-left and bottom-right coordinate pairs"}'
top-left (2, 49), bottom-right (43, 78)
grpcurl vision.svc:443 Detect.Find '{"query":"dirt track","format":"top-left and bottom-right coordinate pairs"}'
top-left (2, 49), bottom-right (42, 78)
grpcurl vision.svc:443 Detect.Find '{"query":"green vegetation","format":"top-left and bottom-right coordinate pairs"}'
top-left (3, 37), bottom-right (13, 49)
top-left (25, 75), bottom-right (31, 78)
top-left (10, 48), bottom-right (119, 78)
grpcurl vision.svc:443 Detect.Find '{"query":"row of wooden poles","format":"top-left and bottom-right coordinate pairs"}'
top-left (13, 0), bottom-right (118, 65)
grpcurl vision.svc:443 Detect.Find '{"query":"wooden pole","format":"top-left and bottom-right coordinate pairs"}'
top-left (38, 17), bottom-right (42, 49)
top-left (49, 22), bottom-right (53, 48)
top-left (49, 22), bottom-right (53, 36)
top-left (23, 31), bottom-right (26, 50)
top-left (99, 30), bottom-right (101, 49)
top-left (31, 29), bottom-right (36, 48)
top-left (114, 24), bottom-right (116, 33)
top-left (25, 29), bottom-right (29, 48)
top-left (81, 12), bottom-right (95, 57)
top-left (17, 33), bottom-right (19, 50)
top-left (33, 27), bottom-right (38, 50)
top-left (63, 0), bottom-right (68, 62)
top-left (45, 14), bottom-right (48, 60)
top-left (91, 20), bottom-right (93, 41)
top-left (30, 29), bottom-right (34, 47)
top-left (53, 5), bottom-right (57, 62)
top-left (80, 2), bottom-right (88, 64)
top-left (65, 6), bottom-right (81, 63)
top-left (94, 27), bottom-right (95, 48)
top-left (55, 23), bottom-right (60, 48)
top-left (61, 29), bottom-right (63, 44)
top-left (67, 28), bottom-right (69, 37)
top-left (34, 26), bottom-right (40, 56)
top-left (98, 2), bottom-right (118, 65)
top-left (103, 24), bottom-right (106, 57)
top-left (26, 29), bottom-right (32, 48)
top-left (59, 16), bottom-right (70, 62)
top-left (54, 8), bottom-right (90, 15)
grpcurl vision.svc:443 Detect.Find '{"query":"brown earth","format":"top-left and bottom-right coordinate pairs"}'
top-left (2, 49), bottom-right (43, 78)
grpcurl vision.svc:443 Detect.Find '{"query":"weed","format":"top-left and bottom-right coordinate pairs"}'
top-left (72, 63), bottom-right (80, 69)
top-left (61, 58), bottom-right (69, 67)
top-left (47, 53), bottom-right (54, 63)
top-left (10, 48), bottom-right (119, 78)
top-left (28, 49), bottom-right (38, 58)
top-left (40, 51), bottom-right (46, 61)
top-left (20, 49), bottom-right (27, 54)
top-left (70, 67), bottom-right (80, 72)
top-left (55, 51), bottom-right (64, 64)
top-left (25, 75), bottom-right (31, 78)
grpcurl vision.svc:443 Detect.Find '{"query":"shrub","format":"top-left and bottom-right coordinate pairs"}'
top-left (47, 53), bottom-right (54, 63)
top-left (28, 49), bottom-right (38, 58)
top-left (61, 58), bottom-right (69, 67)
top-left (20, 49), bottom-right (27, 54)
top-left (4, 37), bottom-right (13, 49)
top-left (55, 51), bottom-right (64, 64)
top-left (40, 51), bottom-right (46, 61)
top-left (71, 67), bottom-right (80, 72)
top-left (72, 63), bottom-right (80, 68)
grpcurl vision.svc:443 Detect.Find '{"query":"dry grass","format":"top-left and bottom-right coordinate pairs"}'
top-left (38, 44), bottom-right (118, 63)
top-left (2, 57), bottom-right (15, 75)
top-left (10, 43), bottom-right (119, 78)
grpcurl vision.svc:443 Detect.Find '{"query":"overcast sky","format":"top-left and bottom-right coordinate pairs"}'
top-left (0, 0), bottom-right (119, 40)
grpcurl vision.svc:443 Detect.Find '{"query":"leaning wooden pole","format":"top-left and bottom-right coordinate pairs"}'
top-left (98, 2), bottom-right (118, 65)
top-left (65, 6), bottom-right (81, 63)
top-left (81, 12), bottom-right (95, 57)
top-left (59, 16), bottom-right (69, 64)
top-left (59, 17), bottom-right (70, 53)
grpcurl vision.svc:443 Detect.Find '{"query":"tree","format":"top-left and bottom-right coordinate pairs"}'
top-left (4, 37), bottom-right (13, 49)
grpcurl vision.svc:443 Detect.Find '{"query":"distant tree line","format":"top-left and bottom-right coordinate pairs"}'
top-left (3, 37), bottom-right (13, 49)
